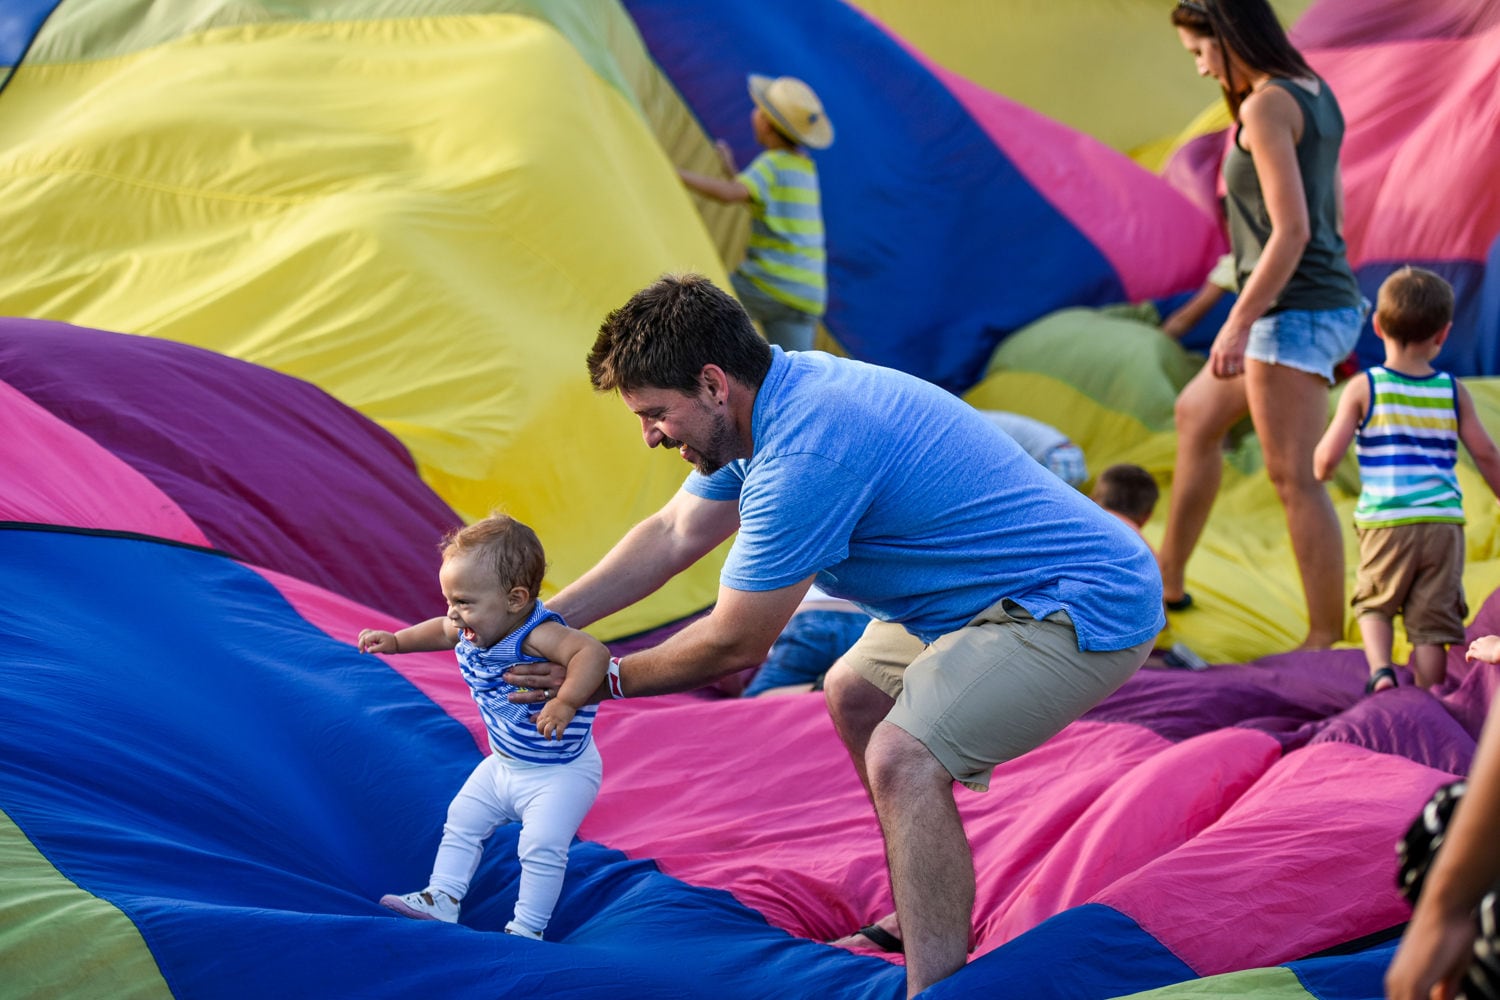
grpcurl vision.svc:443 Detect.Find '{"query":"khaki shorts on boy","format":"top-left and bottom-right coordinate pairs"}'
top-left (842, 598), bottom-right (1150, 791)
top-left (1352, 522), bottom-right (1467, 647)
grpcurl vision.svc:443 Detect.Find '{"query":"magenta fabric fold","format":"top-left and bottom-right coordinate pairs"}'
top-left (0, 317), bottom-right (460, 622)
top-left (0, 378), bottom-right (209, 545)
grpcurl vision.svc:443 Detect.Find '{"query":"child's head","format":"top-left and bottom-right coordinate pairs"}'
top-left (1091, 464), bottom-right (1160, 528)
top-left (1375, 266), bottom-right (1454, 346)
top-left (438, 514), bottom-right (547, 647)
top-left (747, 74), bottom-right (834, 151)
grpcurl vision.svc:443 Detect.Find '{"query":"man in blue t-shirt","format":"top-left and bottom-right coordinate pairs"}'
top-left (507, 274), bottom-right (1162, 997)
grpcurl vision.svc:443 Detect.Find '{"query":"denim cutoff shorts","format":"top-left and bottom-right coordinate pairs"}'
top-left (1245, 300), bottom-right (1367, 384)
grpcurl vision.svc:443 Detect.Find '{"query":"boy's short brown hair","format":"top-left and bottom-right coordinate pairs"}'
top-left (1091, 464), bottom-right (1160, 525)
top-left (441, 513), bottom-right (546, 596)
top-left (1376, 266), bottom-right (1454, 345)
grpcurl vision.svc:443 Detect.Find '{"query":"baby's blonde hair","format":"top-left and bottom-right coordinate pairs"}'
top-left (441, 514), bottom-right (546, 596)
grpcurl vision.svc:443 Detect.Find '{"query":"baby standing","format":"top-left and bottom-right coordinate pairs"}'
top-left (359, 514), bottom-right (607, 939)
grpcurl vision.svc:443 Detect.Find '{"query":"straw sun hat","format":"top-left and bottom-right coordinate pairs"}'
top-left (748, 74), bottom-right (834, 150)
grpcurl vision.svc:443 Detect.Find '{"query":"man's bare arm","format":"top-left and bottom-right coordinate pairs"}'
top-left (507, 577), bottom-right (814, 702)
top-left (546, 488), bottom-right (740, 629)
top-left (611, 579), bottom-right (813, 698)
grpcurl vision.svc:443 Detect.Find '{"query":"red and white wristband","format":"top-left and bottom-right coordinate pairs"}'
top-left (607, 656), bottom-right (626, 699)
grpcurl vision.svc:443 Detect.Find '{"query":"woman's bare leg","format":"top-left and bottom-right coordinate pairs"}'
top-left (1247, 361), bottom-right (1346, 648)
top-left (1157, 367), bottom-right (1251, 603)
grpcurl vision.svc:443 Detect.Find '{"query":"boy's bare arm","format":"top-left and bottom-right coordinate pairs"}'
top-left (713, 140), bottom-right (737, 176)
top-left (1313, 379), bottom-right (1366, 481)
top-left (678, 168), bottom-right (750, 204)
top-left (1456, 381), bottom-right (1500, 498)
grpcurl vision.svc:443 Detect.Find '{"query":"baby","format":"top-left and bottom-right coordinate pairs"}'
top-left (359, 514), bottom-right (607, 939)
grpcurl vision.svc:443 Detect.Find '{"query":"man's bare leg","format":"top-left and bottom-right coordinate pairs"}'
top-left (822, 659), bottom-right (896, 794)
top-left (823, 660), bottom-right (907, 952)
top-left (866, 720), bottom-right (973, 997)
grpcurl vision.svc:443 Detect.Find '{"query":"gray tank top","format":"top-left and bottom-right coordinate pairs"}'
top-left (1223, 77), bottom-right (1361, 314)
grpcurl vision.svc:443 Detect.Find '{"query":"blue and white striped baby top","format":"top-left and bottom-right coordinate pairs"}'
top-left (454, 600), bottom-right (598, 764)
top-left (1353, 366), bottom-right (1464, 529)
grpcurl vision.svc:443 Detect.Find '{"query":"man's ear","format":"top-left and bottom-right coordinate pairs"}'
top-left (700, 364), bottom-right (729, 404)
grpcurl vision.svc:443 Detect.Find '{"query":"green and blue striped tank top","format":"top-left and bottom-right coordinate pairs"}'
top-left (1353, 366), bottom-right (1464, 528)
top-left (735, 148), bottom-right (826, 316)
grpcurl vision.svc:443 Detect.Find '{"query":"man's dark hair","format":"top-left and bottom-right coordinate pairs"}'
top-left (588, 274), bottom-right (772, 395)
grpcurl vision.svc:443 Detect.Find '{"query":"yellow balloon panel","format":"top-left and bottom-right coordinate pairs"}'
top-left (845, 0), bottom-right (1309, 160)
top-left (0, 14), bottom-right (732, 639)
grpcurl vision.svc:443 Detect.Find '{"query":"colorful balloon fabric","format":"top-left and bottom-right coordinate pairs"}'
top-left (963, 309), bottom-right (1500, 667)
top-left (1158, 0), bottom-right (1500, 372)
top-left (0, 318), bottom-right (460, 623)
top-left (840, 0), bottom-right (1312, 163)
top-left (5, 1), bottom-right (1500, 998)
top-left (7, 504), bottom-right (1499, 998)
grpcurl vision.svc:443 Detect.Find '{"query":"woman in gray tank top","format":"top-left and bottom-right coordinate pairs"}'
top-left (1158, 0), bottom-right (1364, 650)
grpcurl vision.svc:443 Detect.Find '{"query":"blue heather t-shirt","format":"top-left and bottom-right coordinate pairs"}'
top-left (683, 349), bottom-right (1163, 651)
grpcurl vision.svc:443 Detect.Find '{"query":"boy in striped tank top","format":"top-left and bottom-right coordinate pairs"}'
top-left (1315, 268), bottom-right (1500, 693)
top-left (679, 74), bottom-right (833, 352)
top-left (359, 514), bottom-right (607, 938)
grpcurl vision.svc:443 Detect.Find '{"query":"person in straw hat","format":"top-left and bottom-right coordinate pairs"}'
top-left (679, 74), bottom-right (833, 352)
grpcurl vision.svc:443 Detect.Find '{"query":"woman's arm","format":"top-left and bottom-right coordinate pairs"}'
top-left (1212, 85), bottom-right (1310, 378)
top-left (1456, 381), bottom-right (1500, 499)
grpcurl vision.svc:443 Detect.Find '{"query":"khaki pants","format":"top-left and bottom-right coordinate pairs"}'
top-left (844, 599), bottom-right (1150, 791)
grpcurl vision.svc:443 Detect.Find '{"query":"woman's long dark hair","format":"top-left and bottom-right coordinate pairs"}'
top-left (1171, 0), bottom-right (1314, 118)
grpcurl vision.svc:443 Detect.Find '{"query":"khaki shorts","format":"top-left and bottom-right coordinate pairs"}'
top-left (842, 599), bottom-right (1150, 792)
top-left (1352, 522), bottom-right (1467, 646)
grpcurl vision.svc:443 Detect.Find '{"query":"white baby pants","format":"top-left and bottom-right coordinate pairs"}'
top-left (428, 741), bottom-right (602, 935)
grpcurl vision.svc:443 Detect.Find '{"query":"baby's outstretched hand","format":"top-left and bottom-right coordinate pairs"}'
top-left (1466, 634), bottom-right (1500, 664)
top-left (536, 701), bottom-right (577, 741)
top-left (359, 629), bottom-right (399, 654)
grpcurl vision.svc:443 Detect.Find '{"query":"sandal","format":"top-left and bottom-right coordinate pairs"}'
top-left (836, 923), bottom-right (904, 953)
top-left (856, 923), bottom-right (904, 953)
top-left (1165, 592), bottom-right (1194, 612)
top-left (1365, 665), bottom-right (1399, 694)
